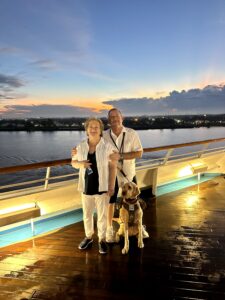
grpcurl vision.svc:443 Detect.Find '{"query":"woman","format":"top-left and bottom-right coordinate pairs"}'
top-left (71, 118), bottom-right (117, 254)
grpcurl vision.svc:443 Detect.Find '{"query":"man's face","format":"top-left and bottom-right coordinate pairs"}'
top-left (108, 109), bottom-right (123, 128)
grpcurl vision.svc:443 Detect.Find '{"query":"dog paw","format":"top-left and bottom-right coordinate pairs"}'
top-left (138, 242), bottom-right (144, 248)
top-left (122, 248), bottom-right (128, 254)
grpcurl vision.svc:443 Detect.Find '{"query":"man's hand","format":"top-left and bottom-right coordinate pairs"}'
top-left (109, 150), bottom-right (120, 161)
top-left (71, 147), bottom-right (77, 157)
top-left (71, 159), bottom-right (92, 169)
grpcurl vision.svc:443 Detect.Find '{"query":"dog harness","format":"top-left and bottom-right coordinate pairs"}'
top-left (122, 198), bottom-right (140, 226)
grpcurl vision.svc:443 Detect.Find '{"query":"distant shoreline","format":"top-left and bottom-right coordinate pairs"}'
top-left (1, 124), bottom-right (225, 131)
top-left (1, 115), bottom-right (225, 131)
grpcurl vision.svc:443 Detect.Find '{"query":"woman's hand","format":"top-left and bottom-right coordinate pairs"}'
top-left (107, 188), bottom-right (115, 197)
top-left (82, 160), bottom-right (92, 168)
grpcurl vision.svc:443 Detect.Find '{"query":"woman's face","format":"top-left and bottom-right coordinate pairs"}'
top-left (86, 120), bottom-right (101, 138)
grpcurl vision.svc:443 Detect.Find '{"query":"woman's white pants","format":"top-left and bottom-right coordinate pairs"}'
top-left (81, 193), bottom-right (109, 241)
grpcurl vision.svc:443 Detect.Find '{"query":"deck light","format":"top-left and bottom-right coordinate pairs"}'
top-left (0, 202), bottom-right (40, 227)
top-left (0, 202), bottom-right (36, 215)
top-left (178, 166), bottom-right (193, 177)
top-left (190, 162), bottom-right (208, 184)
top-left (190, 162), bottom-right (208, 174)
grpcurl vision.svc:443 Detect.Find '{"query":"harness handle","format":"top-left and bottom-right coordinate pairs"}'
top-left (117, 165), bottom-right (131, 183)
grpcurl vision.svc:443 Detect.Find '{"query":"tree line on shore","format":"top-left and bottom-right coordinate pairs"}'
top-left (1, 114), bottom-right (225, 131)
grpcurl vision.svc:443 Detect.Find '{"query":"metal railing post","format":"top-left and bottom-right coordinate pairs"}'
top-left (162, 148), bottom-right (174, 165)
top-left (198, 143), bottom-right (209, 158)
top-left (44, 167), bottom-right (51, 190)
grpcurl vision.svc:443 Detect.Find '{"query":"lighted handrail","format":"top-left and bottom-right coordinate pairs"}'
top-left (1, 137), bottom-right (225, 174)
top-left (137, 144), bottom-right (225, 168)
top-left (0, 178), bottom-right (46, 190)
top-left (0, 172), bottom-right (77, 190)
top-left (0, 158), bottom-right (71, 174)
top-left (1, 136), bottom-right (225, 195)
top-left (143, 137), bottom-right (225, 152)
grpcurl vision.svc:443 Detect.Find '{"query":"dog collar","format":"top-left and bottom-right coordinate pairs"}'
top-left (123, 201), bottom-right (139, 212)
top-left (123, 197), bottom-right (138, 205)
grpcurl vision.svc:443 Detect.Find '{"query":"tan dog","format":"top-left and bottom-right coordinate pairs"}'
top-left (115, 182), bottom-right (146, 254)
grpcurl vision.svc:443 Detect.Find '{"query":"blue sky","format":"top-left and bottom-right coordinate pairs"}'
top-left (1, 0), bottom-right (225, 118)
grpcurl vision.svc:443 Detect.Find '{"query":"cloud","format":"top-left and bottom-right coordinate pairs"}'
top-left (0, 47), bottom-right (22, 54)
top-left (1, 83), bottom-right (225, 118)
top-left (77, 69), bottom-right (118, 82)
top-left (0, 94), bottom-right (16, 100)
top-left (28, 59), bottom-right (58, 71)
top-left (0, 74), bottom-right (24, 88)
top-left (103, 84), bottom-right (225, 115)
top-left (0, 104), bottom-right (108, 118)
top-left (0, 73), bottom-right (25, 103)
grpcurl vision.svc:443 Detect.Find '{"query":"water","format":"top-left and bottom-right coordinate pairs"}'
top-left (1, 127), bottom-right (225, 187)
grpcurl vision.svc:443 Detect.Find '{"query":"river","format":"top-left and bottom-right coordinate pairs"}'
top-left (1, 127), bottom-right (225, 187)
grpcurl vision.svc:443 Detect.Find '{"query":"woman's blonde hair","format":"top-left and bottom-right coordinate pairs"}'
top-left (84, 117), bottom-right (104, 136)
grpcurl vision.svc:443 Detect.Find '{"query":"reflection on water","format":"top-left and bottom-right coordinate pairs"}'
top-left (0, 127), bottom-right (225, 187)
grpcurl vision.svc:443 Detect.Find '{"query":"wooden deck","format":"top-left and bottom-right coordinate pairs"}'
top-left (1, 175), bottom-right (225, 299)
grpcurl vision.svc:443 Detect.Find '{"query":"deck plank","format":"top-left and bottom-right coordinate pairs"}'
top-left (1, 176), bottom-right (225, 299)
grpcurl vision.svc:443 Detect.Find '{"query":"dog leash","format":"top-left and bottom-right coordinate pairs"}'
top-left (109, 130), bottom-right (132, 183)
top-left (117, 165), bottom-right (131, 183)
top-left (109, 131), bottom-right (125, 160)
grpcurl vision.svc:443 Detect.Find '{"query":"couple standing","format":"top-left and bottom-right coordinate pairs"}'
top-left (71, 108), bottom-right (148, 255)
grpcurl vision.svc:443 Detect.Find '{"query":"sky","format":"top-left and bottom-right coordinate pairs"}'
top-left (1, 0), bottom-right (225, 118)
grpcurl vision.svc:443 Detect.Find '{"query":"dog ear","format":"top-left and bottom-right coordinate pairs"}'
top-left (135, 185), bottom-right (140, 197)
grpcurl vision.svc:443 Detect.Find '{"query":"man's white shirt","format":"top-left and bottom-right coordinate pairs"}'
top-left (103, 127), bottom-right (143, 186)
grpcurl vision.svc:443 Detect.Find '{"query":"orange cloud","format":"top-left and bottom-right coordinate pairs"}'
top-left (73, 102), bottom-right (113, 112)
top-left (4, 96), bottom-right (113, 113)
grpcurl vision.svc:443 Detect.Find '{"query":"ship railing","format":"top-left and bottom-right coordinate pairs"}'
top-left (137, 143), bottom-right (225, 169)
top-left (0, 137), bottom-right (225, 193)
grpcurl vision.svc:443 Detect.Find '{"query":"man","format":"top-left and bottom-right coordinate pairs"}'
top-left (103, 108), bottom-right (149, 242)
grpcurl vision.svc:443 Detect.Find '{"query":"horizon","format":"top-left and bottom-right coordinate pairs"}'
top-left (1, 112), bottom-right (225, 121)
top-left (1, 0), bottom-right (225, 118)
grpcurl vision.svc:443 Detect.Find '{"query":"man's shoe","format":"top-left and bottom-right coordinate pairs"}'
top-left (99, 241), bottom-right (107, 254)
top-left (106, 226), bottom-right (114, 243)
top-left (78, 237), bottom-right (93, 250)
top-left (142, 225), bottom-right (149, 239)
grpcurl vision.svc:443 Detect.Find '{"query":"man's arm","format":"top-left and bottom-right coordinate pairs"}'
top-left (109, 149), bottom-right (143, 161)
top-left (108, 159), bottom-right (117, 196)
top-left (71, 159), bottom-right (92, 169)
top-left (71, 145), bottom-right (92, 169)
top-left (120, 130), bottom-right (143, 160)
top-left (120, 150), bottom-right (143, 160)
